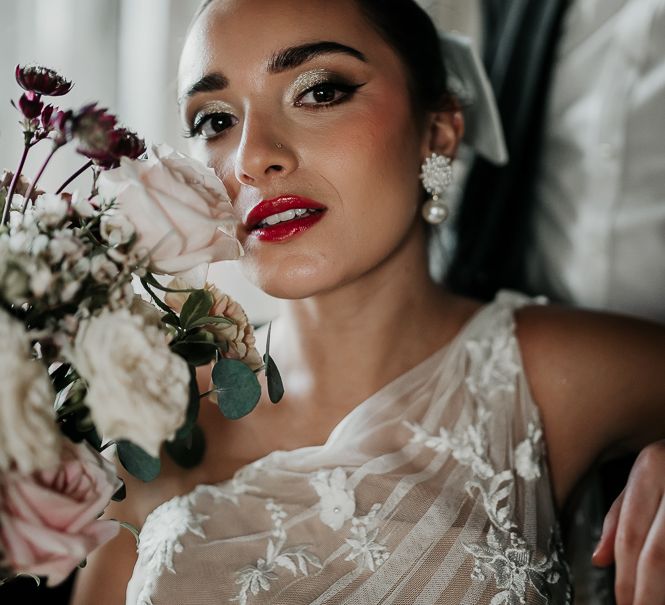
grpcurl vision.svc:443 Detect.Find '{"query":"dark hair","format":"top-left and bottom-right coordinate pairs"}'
top-left (191, 0), bottom-right (451, 116)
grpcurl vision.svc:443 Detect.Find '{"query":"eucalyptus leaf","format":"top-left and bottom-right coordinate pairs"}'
top-left (264, 354), bottom-right (284, 404)
top-left (165, 424), bottom-right (206, 469)
top-left (117, 441), bottom-right (161, 482)
top-left (212, 358), bottom-right (262, 420)
top-left (180, 289), bottom-right (214, 329)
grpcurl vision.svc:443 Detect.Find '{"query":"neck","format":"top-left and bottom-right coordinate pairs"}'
top-left (270, 223), bottom-right (468, 413)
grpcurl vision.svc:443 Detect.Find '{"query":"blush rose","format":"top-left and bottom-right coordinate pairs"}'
top-left (0, 443), bottom-right (121, 586)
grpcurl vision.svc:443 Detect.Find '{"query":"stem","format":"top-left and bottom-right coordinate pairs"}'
top-left (22, 142), bottom-right (61, 212)
top-left (56, 159), bottom-right (93, 194)
top-left (1, 143), bottom-right (31, 225)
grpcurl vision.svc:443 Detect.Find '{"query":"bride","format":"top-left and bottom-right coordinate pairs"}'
top-left (73, 0), bottom-right (665, 603)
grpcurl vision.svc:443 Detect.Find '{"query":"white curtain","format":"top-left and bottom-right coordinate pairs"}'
top-left (0, 0), bottom-right (480, 324)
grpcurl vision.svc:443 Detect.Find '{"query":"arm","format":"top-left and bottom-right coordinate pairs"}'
top-left (516, 306), bottom-right (665, 605)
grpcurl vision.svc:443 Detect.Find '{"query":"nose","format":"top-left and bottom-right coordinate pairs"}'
top-left (233, 113), bottom-right (297, 187)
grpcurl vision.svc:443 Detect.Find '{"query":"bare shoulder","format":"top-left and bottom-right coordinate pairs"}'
top-left (512, 303), bottom-right (665, 506)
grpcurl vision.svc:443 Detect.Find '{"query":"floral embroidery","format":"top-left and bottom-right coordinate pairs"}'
top-left (464, 528), bottom-right (566, 605)
top-left (515, 423), bottom-right (543, 481)
top-left (309, 467), bottom-right (356, 530)
top-left (344, 503), bottom-right (390, 572)
top-left (465, 471), bottom-right (516, 533)
top-left (465, 309), bottom-right (520, 402)
top-left (136, 495), bottom-right (209, 605)
top-left (231, 499), bottom-right (321, 605)
top-left (405, 408), bottom-right (495, 480)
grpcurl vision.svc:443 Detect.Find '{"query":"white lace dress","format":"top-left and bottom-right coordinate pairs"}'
top-left (126, 291), bottom-right (572, 605)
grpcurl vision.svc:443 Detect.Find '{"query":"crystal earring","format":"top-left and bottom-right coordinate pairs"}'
top-left (420, 153), bottom-right (453, 225)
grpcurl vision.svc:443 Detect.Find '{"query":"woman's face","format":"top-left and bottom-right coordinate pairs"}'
top-left (179, 0), bottom-right (434, 299)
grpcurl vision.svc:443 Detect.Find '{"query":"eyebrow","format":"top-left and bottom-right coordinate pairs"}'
top-left (179, 41), bottom-right (367, 105)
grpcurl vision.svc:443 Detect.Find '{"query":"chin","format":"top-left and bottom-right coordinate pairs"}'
top-left (239, 253), bottom-right (340, 300)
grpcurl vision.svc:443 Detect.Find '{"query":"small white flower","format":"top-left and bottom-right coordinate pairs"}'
top-left (310, 467), bottom-right (356, 531)
top-left (515, 423), bottom-right (543, 481)
top-left (71, 192), bottom-right (96, 218)
top-left (0, 308), bottom-right (62, 473)
top-left (90, 254), bottom-right (120, 284)
top-left (100, 213), bottom-right (135, 246)
top-left (34, 193), bottom-right (69, 227)
top-left (29, 264), bottom-right (53, 297)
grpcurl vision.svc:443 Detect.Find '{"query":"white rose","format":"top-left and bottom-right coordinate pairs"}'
top-left (0, 309), bottom-right (62, 473)
top-left (97, 144), bottom-right (242, 286)
top-left (69, 308), bottom-right (190, 457)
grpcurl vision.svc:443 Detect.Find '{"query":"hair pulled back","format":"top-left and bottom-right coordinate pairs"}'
top-left (191, 0), bottom-right (450, 115)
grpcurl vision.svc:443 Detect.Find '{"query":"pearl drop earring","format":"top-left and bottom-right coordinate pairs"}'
top-left (420, 153), bottom-right (453, 225)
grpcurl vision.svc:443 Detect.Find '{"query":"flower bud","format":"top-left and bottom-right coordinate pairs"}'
top-left (15, 64), bottom-right (73, 96)
top-left (17, 92), bottom-right (43, 119)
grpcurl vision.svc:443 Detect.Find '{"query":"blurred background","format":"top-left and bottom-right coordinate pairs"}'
top-left (0, 0), bottom-right (480, 327)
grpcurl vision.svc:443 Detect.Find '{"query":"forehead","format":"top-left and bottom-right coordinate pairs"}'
top-left (179, 0), bottom-right (387, 90)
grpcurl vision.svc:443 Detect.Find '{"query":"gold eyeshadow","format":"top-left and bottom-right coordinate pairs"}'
top-left (191, 100), bottom-right (235, 129)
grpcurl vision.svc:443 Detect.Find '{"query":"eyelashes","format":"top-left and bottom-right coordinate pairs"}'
top-left (184, 77), bottom-right (366, 141)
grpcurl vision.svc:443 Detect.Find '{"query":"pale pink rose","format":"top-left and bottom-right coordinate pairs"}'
top-left (165, 277), bottom-right (263, 371)
top-left (97, 144), bottom-right (242, 286)
top-left (0, 442), bottom-right (121, 586)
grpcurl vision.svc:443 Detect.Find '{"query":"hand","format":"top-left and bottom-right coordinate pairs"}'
top-left (592, 441), bottom-right (665, 605)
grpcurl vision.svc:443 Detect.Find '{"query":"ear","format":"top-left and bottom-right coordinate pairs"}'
top-left (422, 109), bottom-right (465, 159)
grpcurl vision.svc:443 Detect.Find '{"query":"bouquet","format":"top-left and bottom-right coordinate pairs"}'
top-left (0, 65), bottom-right (283, 587)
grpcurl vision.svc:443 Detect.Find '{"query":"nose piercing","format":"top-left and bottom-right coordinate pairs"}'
top-left (275, 142), bottom-right (284, 149)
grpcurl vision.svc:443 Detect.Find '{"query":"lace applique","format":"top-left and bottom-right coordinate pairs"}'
top-left (137, 496), bottom-right (209, 605)
top-left (465, 307), bottom-right (520, 401)
top-left (344, 503), bottom-right (390, 572)
top-left (405, 409), bottom-right (495, 479)
top-left (464, 527), bottom-right (564, 605)
top-left (515, 423), bottom-right (543, 481)
top-left (231, 499), bottom-right (322, 605)
top-left (309, 467), bottom-right (356, 531)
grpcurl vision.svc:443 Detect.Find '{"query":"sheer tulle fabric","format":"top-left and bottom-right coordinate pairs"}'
top-left (126, 291), bottom-right (572, 604)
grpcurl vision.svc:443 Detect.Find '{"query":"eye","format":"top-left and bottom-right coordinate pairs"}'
top-left (294, 82), bottom-right (363, 108)
top-left (188, 112), bottom-right (238, 140)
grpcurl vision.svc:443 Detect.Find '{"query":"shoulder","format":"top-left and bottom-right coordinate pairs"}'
top-left (511, 302), bottom-right (665, 505)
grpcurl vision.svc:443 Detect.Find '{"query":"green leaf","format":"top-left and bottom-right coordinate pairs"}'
top-left (165, 424), bottom-right (206, 469)
top-left (171, 341), bottom-right (218, 366)
top-left (212, 358), bottom-right (262, 420)
top-left (180, 289), bottom-right (214, 329)
top-left (143, 272), bottom-right (197, 294)
top-left (188, 315), bottom-right (234, 329)
top-left (264, 354), bottom-right (284, 404)
top-left (116, 441), bottom-right (161, 482)
top-left (175, 371), bottom-right (201, 440)
top-left (161, 313), bottom-right (181, 329)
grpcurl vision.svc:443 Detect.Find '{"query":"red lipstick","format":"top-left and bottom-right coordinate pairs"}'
top-left (245, 195), bottom-right (326, 243)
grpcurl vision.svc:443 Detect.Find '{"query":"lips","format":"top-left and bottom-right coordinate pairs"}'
top-left (245, 195), bottom-right (327, 243)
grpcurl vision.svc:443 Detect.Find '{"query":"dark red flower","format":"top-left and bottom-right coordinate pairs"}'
top-left (71, 103), bottom-right (118, 159)
top-left (15, 65), bottom-right (73, 96)
top-left (40, 104), bottom-right (56, 131)
top-left (94, 128), bottom-right (146, 169)
top-left (17, 92), bottom-right (43, 119)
